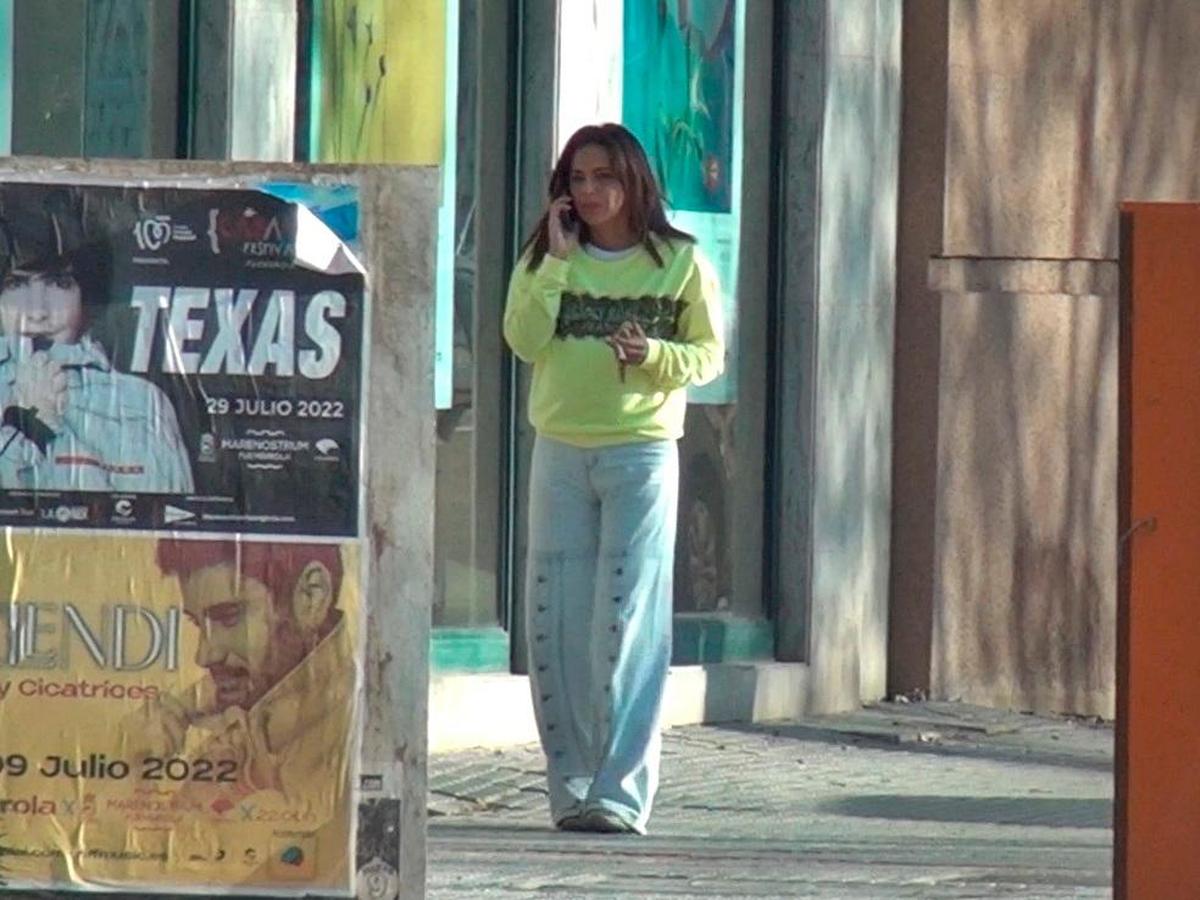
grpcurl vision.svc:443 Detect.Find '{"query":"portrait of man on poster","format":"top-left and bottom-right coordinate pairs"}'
top-left (0, 188), bottom-right (194, 493)
top-left (121, 539), bottom-right (356, 803)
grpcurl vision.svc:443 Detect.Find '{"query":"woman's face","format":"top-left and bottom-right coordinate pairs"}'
top-left (0, 269), bottom-right (85, 345)
top-left (568, 144), bottom-right (628, 231)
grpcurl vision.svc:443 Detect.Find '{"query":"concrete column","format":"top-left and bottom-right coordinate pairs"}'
top-left (808, 0), bottom-right (899, 709)
top-left (359, 164), bottom-right (438, 900)
top-left (775, 0), bottom-right (901, 711)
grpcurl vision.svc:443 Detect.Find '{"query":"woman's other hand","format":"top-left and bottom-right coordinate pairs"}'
top-left (548, 196), bottom-right (580, 260)
top-left (605, 321), bottom-right (649, 381)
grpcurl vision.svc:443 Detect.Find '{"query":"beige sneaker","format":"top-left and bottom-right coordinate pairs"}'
top-left (579, 808), bottom-right (636, 834)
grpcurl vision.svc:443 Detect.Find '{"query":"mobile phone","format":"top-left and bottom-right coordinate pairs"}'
top-left (557, 203), bottom-right (578, 233)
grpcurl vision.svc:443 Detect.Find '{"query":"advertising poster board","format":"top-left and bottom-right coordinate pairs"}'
top-left (0, 179), bottom-right (366, 896)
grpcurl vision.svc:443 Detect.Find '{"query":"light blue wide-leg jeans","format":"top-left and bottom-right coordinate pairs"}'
top-left (525, 435), bottom-right (678, 834)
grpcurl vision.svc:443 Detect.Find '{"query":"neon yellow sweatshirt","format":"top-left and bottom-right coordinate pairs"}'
top-left (503, 238), bottom-right (725, 447)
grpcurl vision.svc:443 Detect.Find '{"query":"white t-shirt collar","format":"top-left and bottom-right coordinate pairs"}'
top-left (583, 242), bottom-right (641, 261)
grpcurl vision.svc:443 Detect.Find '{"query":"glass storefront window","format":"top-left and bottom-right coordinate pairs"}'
top-left (300, 0), bottom-right (501, 633)
top-left (432, 0), bottom-right (503, 631)
top-left (549, 0), bottom-right (766, 628)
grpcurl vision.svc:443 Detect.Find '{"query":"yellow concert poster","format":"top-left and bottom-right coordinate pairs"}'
top-left (0, 532), bottom-right (361, 895)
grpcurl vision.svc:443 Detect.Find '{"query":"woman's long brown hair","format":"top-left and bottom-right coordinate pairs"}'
top-left (520, 123), bottom-right (693, 271)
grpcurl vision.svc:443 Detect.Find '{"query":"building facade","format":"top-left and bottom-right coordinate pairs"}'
top-left (4, 0), bottom-right (1185, 743)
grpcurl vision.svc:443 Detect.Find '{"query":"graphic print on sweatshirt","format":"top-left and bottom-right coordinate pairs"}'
top-left (555, 293), bottom-right (683, 341)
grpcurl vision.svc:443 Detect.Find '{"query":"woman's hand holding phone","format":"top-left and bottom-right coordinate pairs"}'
top-left (548, 195), bottom-right (579, 260)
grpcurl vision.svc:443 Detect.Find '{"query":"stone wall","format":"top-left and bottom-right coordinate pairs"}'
top-left (930, 259), bottom-right (1118, 715)
top-left (944, 0), bottom-right (1200, 259)
top-left (896, 0), bottom-right (1200, 716)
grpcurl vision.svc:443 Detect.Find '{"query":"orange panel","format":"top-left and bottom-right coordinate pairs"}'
top-left (1116, 203), bottom-right (1200, 900)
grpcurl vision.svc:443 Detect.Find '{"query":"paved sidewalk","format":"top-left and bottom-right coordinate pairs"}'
top-left (428, 702), bottom-right (1114, 899)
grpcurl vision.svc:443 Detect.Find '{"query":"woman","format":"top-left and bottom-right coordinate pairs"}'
top-left (503, 123), bottom-right (724, 835)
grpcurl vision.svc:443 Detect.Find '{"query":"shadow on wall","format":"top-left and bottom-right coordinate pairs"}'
top-left (946, 0), bottom-right (1200, 260)
top-left (934, 0), bottom-right (1200, 716)
top-left (937, 286), bottom-right (1117, 715)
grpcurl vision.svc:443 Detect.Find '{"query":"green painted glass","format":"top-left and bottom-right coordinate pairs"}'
top-left (622, 0), bottom-right (736, 214)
